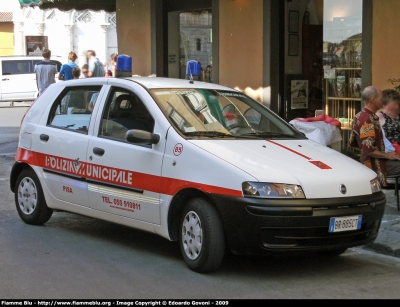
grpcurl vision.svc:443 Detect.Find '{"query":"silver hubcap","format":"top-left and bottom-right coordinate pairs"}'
top-left (17, 177), bottom-right (38, 215)
top-left (182, 211), bottom-right (203, 260)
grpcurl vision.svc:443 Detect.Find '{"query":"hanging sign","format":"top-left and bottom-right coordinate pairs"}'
top-left (291, 80), bottom-right (309, 109)
top-left (25, 36), bottom-right (48, 56)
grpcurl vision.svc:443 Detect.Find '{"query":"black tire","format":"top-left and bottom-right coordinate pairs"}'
top-left (15, 168), bottom-right (53, 225)
top-left (179, 198), bottom-right (225, 273)
top-left (320, 248), bottom-right (347, 256)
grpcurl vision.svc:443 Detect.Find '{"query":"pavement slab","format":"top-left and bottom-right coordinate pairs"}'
top-left (363, 189), bottom-right (400, 257)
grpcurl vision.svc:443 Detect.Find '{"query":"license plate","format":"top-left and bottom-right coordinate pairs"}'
top-left (329, 215), bottom-right (362, 233)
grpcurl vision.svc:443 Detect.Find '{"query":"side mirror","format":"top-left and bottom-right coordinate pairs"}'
top-left (126, 129), bottom-right (160, 145)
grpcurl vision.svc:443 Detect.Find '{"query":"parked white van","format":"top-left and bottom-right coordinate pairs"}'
top-left (0, 56), bottom-right (62, 103)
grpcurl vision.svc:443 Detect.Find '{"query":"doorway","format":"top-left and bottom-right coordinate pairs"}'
top-left (168, 10), bottom-right (213, 81)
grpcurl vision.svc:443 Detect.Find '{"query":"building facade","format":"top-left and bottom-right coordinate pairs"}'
top-left (10, 3), bottom-right (118, 67)
top-left (17, 0), bottom-right (400, 123)
top-left (0, 1), bottom-right (15, 56)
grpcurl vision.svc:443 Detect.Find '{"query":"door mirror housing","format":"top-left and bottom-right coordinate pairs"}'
top-left (126, 129), bottom-right (160, 145)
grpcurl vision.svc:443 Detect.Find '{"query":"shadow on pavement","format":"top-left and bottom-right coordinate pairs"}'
top-left (13, 210), bottom-right (398, 278)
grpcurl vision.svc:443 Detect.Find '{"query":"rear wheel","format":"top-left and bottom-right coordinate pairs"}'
top-left (15, 168), bottom-right (53, 225)
top-left (179, 198), bottom-right (225, 273)
top-left (320, 248), bottom-right (347, 256)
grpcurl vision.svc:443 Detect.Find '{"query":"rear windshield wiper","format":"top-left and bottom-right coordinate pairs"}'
top-left (182, 131), bottom-right (235, 138)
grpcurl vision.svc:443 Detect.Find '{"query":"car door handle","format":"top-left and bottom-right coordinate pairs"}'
top-left (40, 134), bottom-right (49, 142)
top-left (2, 78), bottom-right (9, 81)
top-left (93, 147), bottom-right (105, 156)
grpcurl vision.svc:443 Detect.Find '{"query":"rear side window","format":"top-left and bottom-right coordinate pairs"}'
top-left (2, 60), bottom-right (33, 75)
top-left (47, 86), bottom-right (102, 134)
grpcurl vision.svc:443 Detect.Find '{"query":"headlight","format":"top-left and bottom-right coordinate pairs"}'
top-left (370, 178), bottom-right (381, 194)
top-left (242, 182), bottom-right (305, 198)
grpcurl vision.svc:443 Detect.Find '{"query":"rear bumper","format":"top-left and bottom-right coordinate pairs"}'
top-left (210, 192), bottom-right (386, 256)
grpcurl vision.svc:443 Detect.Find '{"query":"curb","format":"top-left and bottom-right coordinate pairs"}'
top-left (363, 219), bottom-right (400, 258)
top-left (364, 243), bottom-right (400, 258)
top-left (0, 102), bottom-right (32, 108)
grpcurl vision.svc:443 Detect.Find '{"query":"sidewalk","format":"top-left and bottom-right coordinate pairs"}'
top-left (363, 189), bottom-right (400, 257)
top-left (0, 101), bottom-right (32, 108)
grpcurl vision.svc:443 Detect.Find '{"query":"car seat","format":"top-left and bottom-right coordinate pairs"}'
top-left (111, 94), bottom-right (148, 131)
top-left (129, 95), bottom-right (154, 132)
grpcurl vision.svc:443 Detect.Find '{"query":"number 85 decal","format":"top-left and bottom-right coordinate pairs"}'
top-left (173, 143), bottom-right (183, 156)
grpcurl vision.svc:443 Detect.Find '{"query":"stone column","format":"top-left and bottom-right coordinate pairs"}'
top-left (100, 23), bottom-right (110, 65)
top-left (13, 21), bottom-right (25, 55)
top-left (64, 24), bottom-right (74, 53)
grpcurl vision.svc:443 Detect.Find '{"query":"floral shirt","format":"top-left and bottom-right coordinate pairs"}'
top-left (349, 108), bottom-right (387, 186)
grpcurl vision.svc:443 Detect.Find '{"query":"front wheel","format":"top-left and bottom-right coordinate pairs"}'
top-left (179, 198), bottom-right (225, 273)
top-left (15, 168), bottom-right (53, 225)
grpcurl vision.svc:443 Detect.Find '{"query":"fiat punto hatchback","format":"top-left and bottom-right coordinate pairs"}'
top-left (10, 77), bottom-right (385, 272)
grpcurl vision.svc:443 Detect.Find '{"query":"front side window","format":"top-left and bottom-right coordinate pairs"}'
top-left (99, 88), bottom-right (155, 142)
top-left (150, 89), bottom-right (304, 140)
top-left (48, 86), bottom-right (102, 134)
top-left (2, 60), bottom-right (32, 75)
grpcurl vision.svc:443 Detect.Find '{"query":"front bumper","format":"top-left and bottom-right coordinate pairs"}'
top-left (210, 192), bottom-right (386, 256)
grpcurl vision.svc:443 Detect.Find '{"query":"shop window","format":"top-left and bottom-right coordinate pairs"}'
top-left (323, 0), bottom-right (363, 121)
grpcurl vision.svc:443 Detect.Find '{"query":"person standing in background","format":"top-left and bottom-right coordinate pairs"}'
top-left (80, 64), bottom-right (89, 78)
top-left (110, 53), bottom-right (118, 77)
top-left (205, 65), bottom-right (212, 83)
top-left (377, 89), bottom-right (400, 143)
top-left (34, 49), bottom-right (57, 96)
top-left (349, 86), bottom-right (400, 187)
top-left (59, 51), bottom-right (78, 81)
top-left (72, 67), bottom-right (81, 80)
top-left (87, 50), bottom-right (105, 77)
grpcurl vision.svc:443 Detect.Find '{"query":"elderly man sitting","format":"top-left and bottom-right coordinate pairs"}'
top-left (349, 86), bottom-right (400, 187)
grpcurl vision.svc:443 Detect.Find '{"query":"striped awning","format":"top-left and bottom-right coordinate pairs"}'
top-left (19, 0), bottom-right (116, 12)
top-left (19, 0), bottom-right (41, 6)
top-left (0, 12), bottom-right (13, 22)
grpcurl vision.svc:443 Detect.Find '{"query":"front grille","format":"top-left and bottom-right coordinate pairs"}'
top-left (313, 203), bottom-right (369, 211)
top-left (260, 220), bottom-right (380, 249)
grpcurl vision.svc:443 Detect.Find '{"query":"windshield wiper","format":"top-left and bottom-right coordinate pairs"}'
top-left (239, 132), bottom-right (299, 139)
top-left (183, 131), bottom-right (261, 140)
top-left (182, 131), bottom-right (235, 138)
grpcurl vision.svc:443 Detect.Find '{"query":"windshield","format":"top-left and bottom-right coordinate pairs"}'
top-left (150, 89), bottom-right (304, 139)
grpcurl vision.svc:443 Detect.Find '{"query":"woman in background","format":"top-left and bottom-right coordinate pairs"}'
top-left (59, 51), bottom-right (78, 81)
top-left (110, 53), bottom-right (118, 77)
top-left (80, 64), bottom-right (89, 78)
top-left (72, 67), bottom-right (81, 80)
top-left (377, 89), bottom-right (400, 144)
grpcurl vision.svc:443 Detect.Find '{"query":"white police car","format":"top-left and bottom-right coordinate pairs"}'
top-left (10, 77), bottom-right (385, 272)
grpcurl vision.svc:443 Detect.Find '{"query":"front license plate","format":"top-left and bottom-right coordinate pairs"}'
top-left (329, 215), bottom-right (362, 233)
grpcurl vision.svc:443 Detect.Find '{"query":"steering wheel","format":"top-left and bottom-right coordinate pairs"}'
top-left (223, 112), bottom-right (241, 130)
